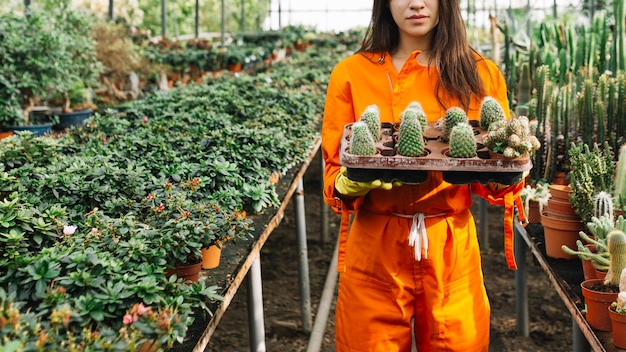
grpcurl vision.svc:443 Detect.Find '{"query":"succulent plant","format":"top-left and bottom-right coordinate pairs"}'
top-left (479, 96), bottom-right (506, 130)
top-left (449, 122), bottom-right (477, 158)
top-left (483, 116), bottom-right (541, 158)
top-left (442, 106), bottom-right (468, 142)
top-left (349, 121), bottom-right (377, 156)
top-left (397, 117), bottom-right (424, 157)
top-left (359, 104), bottom-right (381, 142)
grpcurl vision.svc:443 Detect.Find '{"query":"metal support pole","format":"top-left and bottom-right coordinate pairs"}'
top-left (295, 179), bottom-right (313, 333)
top-left (247, 256), bottom-right (266, 352)
top-left (160, 0), bottom-right (166, 37)
top-left (220, 0), bottom-right (225, 45)
top-left (572, 317), bottom-right (591, 352)
top-left (514, 226), bottom-right (529, 337)
top-left (478, 198), bottom-right (489, 250)
top-left (320, 155), bottom-right (329, 243)
top-left (240, 0), bottom-right (245, 32)
top-left (194, 0), bottom-right (199, 38)
top-left (24, 0), bottom-right (30, 10)
top-left (108, 0), bottom-right (114, 19)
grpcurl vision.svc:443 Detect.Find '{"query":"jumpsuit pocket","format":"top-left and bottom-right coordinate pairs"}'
top-left (341, 270), bottom-right (394, 292)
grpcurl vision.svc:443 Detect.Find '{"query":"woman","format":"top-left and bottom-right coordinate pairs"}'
top-left (321, 0), bottom-right (526, 351)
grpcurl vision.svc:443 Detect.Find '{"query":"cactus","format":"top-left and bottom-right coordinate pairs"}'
top-left (604, 230), bottom-right (626, 287)
top-left (349, 121), bottom-right (377, 156)
top-left (479, 96), bottom-right (506, 130)
top-left (397, 118), bottom-right (425, 157)
top-left (443, 107), bottom-right (468, 142)
top-left (614, 269), bottom-right (626, 314)
top-left (359, 104), bottom-right (381, 142)
top-left (616, 144), bottom-right (626, 215)
top-left (402, 102), bottom-right (427, 133)
top-left (449, 123), bottom-right (477, 158)
top-left (594, 191), bottom-right (614, 224)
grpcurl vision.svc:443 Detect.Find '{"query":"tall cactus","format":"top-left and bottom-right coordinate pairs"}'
top-left (616, 144), bottom-right (626, 215)
top-left (604, 230), bottom-right (626, 287)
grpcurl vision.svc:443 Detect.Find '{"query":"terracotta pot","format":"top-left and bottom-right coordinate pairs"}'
top-left (546, 198), bottom-right (580, 220)
top-left (201, 245), bottom-right (222, 269)
top-left (552, 171), bottom-right (570, 185)
top-left (580, 245), bottom-right (599, 281)
top-left (0, 130), bottom-right (13, 140)
top-left (540, 211), bottom-right (586, 259)
top-left (609, 306), bottom-right (626, 349)
top-left (548, 184), bottom-right (571, 202)
top-left (581, 279), bottom-right (619, 331)
top-left (165, 262), bottom-right (202, 283)
top-left (527, 200), bottom-right (542, 224)
top-left (595, 268), bottom-right (608, 280)
top-left (138, 340), bottom-right (160, 352)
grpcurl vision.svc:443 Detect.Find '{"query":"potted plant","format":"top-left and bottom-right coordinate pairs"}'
top-left (562, 214), bottom-right (626, 279)
top-left (44, 3), bottom-right (102, 128)
top-left (134, 179), bottom-right (253, 281)
top-left (579, 229), bottom-right (626, 331)
top-left (520, 181), bottom-right (551, 223)
top-left (609, 268), bottom-right (626, 349)
top-left (0, 4), bottom-right (102, 132)
top-left (483, 114), bottom-right (541, 159)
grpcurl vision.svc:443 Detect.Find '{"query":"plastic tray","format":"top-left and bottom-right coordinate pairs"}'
top-left (340, 121), bottom-right (532, 185)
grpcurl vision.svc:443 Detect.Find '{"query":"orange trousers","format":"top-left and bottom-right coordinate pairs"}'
top-left (335, 207), bottom-right (489, 352)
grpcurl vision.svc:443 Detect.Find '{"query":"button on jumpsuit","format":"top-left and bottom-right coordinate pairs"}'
top-left (322, 50), bottom-right (523, 352)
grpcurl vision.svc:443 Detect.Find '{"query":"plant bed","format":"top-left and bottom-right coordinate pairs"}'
top-left (340, 122), bottom-right (531, 185)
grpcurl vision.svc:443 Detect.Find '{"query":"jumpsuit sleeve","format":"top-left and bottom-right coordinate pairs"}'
top-left (321, 63), bottom-right (364, 214)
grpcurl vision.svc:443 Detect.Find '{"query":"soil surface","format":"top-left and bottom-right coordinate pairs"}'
top-left (205, 156), bottom-right (573, 351)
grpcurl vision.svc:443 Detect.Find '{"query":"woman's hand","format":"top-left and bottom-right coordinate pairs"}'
top-left (335, 166), bottom-right (398, 197)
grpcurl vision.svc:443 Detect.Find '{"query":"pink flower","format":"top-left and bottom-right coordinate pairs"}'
top-left (137, 303), bottom-right (150, 315)
top-left (143, 117), bottom-right (148, 123)
top-left (123, 314), bottom-right (134, 325)
top-left (157, 204), bottom-right (165, 212)
top-left (63, 225), bottom-right (77, 235)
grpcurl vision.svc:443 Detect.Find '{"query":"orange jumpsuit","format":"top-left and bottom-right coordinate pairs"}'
top-left (322, 50), bottom-right (524, 352)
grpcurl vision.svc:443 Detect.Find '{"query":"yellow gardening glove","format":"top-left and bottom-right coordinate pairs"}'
top-left (335, 166), bottom-right (394, 197)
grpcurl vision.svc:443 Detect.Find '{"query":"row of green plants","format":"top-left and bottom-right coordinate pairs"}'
top-left (0, 43), bottom-right (346, 349)
top-left (0, 1), bottom-right (358, 128)
top-left (501, 1), bottom-right (626, 184)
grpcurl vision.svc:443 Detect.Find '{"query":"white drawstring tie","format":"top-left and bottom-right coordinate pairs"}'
top-left (393, 212), bottom-right (447, 261)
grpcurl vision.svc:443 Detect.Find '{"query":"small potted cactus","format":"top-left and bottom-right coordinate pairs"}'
top-left (479, 96), bottom-right (506, 130)
top-left (609, 268), bottom-right (626, 349)
top-left (346, 121), bottom-right (384, 182)
top-left (349, 121), bottom-right (377, 156)
top-left (396, 115), bottom-right (425, 157)
top-left (580, 229), bottom-right (626, 331)
top-left (442, 106), bottom-right (468, 142)
top-left (359, 104), bottom-right (381, 142)
top-left (448, 122), bottom-right (477, 158)
top-left (483, 115), bottom-right (541, 159)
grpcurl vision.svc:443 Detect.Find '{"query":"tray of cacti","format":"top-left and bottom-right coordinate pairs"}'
top-left (340, 98), bottom-right (540, 185)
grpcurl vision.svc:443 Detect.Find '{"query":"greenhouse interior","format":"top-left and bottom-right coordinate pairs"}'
top-left (1, 0), bottom-right (625, 351)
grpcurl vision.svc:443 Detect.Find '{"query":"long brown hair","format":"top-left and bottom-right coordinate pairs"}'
top-left (358, 0), bottom-right (486, 110)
